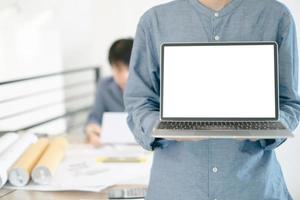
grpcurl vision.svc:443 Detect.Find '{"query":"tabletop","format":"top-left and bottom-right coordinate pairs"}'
top-left (0, 134), bottom-right (147, 200)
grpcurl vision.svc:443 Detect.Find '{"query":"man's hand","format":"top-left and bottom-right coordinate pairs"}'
top-left (85, 123), bottom-right (101, 147)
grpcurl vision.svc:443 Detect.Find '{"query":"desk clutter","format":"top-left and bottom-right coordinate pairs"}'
top-left (0, 133), bottom-right (152, 192)
top-left (0, 133), bottom-right (68, 188)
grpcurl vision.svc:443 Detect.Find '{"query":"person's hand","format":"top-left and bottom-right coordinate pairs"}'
top-left (85, 123), bottom-right (101, 147)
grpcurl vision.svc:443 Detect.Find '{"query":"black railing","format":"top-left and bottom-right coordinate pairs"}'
top-left (0, 66), bottom-right (100, 134)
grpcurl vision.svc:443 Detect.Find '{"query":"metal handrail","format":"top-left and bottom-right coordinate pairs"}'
top-left (0, 66), bottom-right (100, 85)
top-left (0, 66), bottom-right (100, 134)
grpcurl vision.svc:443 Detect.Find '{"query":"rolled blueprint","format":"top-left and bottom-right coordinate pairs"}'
top-left (32, 137), bottom-right (68, 185)
top-left (8, 138), bottom-right (49, 187)
top-left (0, 133), bottom-right (37, 188)
top-left (0, 133), bottom-right (19, 155)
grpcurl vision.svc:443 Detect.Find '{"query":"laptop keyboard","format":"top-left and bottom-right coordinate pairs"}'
top-left (157, 121), bottom-right (285, 130)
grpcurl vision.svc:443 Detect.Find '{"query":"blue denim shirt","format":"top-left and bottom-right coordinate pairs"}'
top-left (124, 0), bottom-right (300, 199)
top-left (87, 77), bottom-right (124, 125)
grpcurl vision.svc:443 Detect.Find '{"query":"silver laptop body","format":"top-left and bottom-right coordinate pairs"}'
top-left (153, 42), bottom-right (293, 139)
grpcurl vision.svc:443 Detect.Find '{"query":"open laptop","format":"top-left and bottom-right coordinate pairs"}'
top-left (153, 42), bottom-right (294, 139)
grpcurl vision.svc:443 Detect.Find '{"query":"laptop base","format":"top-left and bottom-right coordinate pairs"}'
top-left (153, 129), bottom-right (293, 139)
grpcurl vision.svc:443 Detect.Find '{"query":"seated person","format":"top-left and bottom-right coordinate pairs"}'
top-left (85, 38), bottom-right (134, 146)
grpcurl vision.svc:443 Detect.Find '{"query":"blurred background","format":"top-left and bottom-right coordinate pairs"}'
top-left (0, 0), bottom-right (169, 134)
top-left (0, 0), bottom-right (299, 198)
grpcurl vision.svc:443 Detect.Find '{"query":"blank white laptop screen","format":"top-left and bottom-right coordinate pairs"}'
top-left (162, 43), bottom-right (277, 119)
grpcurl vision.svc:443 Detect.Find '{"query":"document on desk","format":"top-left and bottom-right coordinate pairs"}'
top-left (0, 133), bottom-right (19, 155)
top-left (5, 144), bottom-right (152, 192)
top-left (101, 112), bottom-right (136, 144)
top-left (52, 144), bottom-right (152, 188)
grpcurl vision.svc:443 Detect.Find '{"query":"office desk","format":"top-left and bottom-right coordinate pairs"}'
top-left (0, 134), bottom-right (147, 200)
top-left (0, 184), bottom-right (146, 200)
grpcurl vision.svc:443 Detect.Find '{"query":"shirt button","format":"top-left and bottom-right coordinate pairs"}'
top-left (214, 12), bottom-right (219, 17)
top-left (212, 167), bottom-right (218, 173)
top-left (214, 35), bottom-right (220, 41)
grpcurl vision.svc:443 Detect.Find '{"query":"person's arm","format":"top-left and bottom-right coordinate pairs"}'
top-left (124, 11), bottom-right (169, 151)
top-left (259, 11), bottom-right (300, 150)
top-left (87, 80), bottom-right (106, 127)
top-left (85, 80), bottom-right (107, 145)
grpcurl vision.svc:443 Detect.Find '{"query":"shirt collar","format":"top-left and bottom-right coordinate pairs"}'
top-left (188, 0), bottom-right (243, 18)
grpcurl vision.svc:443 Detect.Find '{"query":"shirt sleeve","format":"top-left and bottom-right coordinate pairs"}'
top-left (124, 12), bottom-right (170, 151)
top-left (86, 80), bottom-right (107, 126)
top-left (259, 11), bottom-right (300, 150)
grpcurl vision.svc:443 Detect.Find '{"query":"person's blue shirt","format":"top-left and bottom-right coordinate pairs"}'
top-left (124, 0), bottom-right (300, 199)
top-left (87, 77), bottom-right (124, 125)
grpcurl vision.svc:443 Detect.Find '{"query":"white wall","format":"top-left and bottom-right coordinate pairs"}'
top-left (89, 0), bottom-right (171, 75)
top-left (0, 4), bottom-right (62, 80)
top-left (0, 1), bottom-right (66, 133)
top-left (56, 0), bottom-right (170, 75)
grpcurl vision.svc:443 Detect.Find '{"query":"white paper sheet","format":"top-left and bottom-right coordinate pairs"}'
top-left (51, 145), bottom-right (151, 188)
top-left (101, 112), bottom-right (136, 144)
top-left (0, 133), bottom-right (19, 155)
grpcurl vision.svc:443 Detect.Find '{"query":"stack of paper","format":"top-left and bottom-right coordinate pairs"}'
top-left (101, 112), bottom-right (136, 144)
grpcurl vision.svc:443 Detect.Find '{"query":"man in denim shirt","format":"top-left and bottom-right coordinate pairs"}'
top-left (86, 38), bottom-right (133, 146)
top-left (124, 0), bottom-right (300, 199)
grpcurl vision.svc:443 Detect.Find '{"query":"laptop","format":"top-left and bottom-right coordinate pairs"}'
top-left (152, 42), bottom-right (294, 139)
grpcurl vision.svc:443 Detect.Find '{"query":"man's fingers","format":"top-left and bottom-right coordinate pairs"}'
top-left (86, 131), bottom-right (102, 147)
top-left (85, 123), bottom-right (101, 136)
top-left (94, 126), bottom-right (101, 135)
top-left (89, 134), bottom-right (101, 147)
top-left (91, 139), bottom-right (101, 148)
